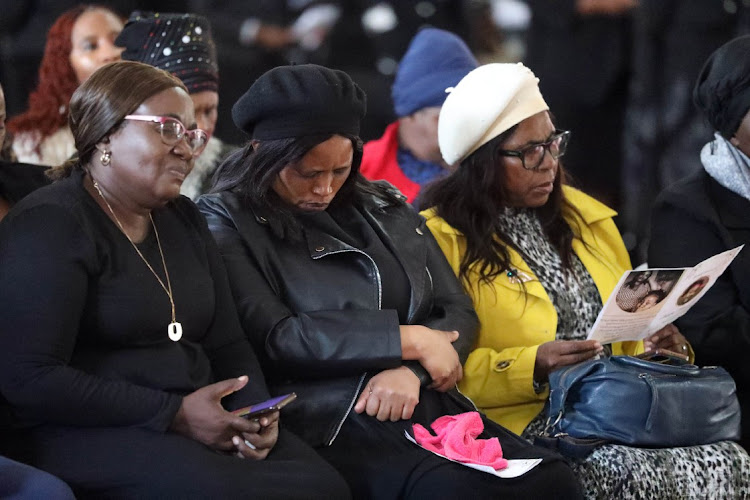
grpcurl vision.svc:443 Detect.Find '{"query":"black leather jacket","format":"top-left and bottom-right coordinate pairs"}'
top-left (198, 188), bottom-right (479, 447)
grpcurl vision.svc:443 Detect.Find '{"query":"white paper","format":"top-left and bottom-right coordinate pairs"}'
top-left (404, 431), bottom-right (543, 478)
top-left (587, 245), bottom-right (743, 343)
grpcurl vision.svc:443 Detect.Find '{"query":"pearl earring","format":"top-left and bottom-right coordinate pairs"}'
top-left (100, 151), bottom-right (111, 166)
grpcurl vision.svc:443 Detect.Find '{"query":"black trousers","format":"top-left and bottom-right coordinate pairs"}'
top-left (317, 410), bottom-right (583, 500)
top-left (10, 426), bottom-right (351, 499)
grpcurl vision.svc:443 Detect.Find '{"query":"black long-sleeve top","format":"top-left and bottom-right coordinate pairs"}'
top-left (0, 169), bottom-right (269, 431)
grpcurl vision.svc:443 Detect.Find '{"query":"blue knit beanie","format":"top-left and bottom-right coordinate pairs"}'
top-left (392, 28), bottom-right (478, 118)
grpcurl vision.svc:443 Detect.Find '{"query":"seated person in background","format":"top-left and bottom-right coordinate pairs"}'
top-left (8, 5), bottom-right (124, 166)
top-left (649, 34), bottom-right (750, 451)
top-left (116, 11), bottom-right (236, 200)
top-left (0, 83), bottom-right (49, 222)
top-left (0, 61), bottom-right (349, 499)
top-left (359, 28), bottom-right (478, 207)
top-left (421, 62), bottom-right (750, 498)
top-left (198, 63), bottom-right (583, 499)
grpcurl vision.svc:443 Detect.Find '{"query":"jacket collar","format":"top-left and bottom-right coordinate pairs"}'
top-left (248, 189), bottom-right (429, 323)
top-left (423, 186), bottom-right (616, 234)
top-left (422, 186), bottom-right (619, 302)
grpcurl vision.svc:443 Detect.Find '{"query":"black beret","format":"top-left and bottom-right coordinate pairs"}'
top-left (694, 35), bottom-right (750, 139)
top-left (232, 64), bottom-right (366, 139)
top-left (116, 11), bottom-right (218, 94)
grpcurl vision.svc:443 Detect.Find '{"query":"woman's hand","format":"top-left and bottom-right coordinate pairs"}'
top-left (644, 324), bottom-right (690, 356)
top-left (400, 325), bottom-right (463, 391)
top-left (233, 411), bottom-right (280, 460)
top-left (534, 340), bottom-right (603, 383)
top-left (170, 376), bottom-right (259, 453)
top-left (353, 366), bottom-right (420, 421)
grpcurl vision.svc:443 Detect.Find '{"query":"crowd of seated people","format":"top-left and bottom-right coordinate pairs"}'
top-left (1, 7), bottom-right (749, 499)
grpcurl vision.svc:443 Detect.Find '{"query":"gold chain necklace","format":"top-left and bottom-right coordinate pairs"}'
top-left (92, 179), bottom-right (183, 342)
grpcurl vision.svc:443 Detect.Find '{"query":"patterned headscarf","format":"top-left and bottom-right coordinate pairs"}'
top-left (116, 11), bottom-right (218, 94)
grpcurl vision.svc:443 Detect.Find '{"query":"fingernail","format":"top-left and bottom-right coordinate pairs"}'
top-left (232, 436), bottom-right (241, 446)
top-left (244, 439), bottom-right (256, 450)
top-left (237, 375), bottom-right (248, 382)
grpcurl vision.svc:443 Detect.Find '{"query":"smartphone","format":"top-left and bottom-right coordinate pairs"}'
top-left (232, 393), bottom-right (297, 419)
top-left (636, 348), bottom-right (689, 365)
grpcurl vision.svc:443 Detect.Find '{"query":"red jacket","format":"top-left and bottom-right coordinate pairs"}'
top-left (360, 122), bottom-right (421, 203)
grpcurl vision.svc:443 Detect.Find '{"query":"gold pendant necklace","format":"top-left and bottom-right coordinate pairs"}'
top-left (92, 179), bottom-right (182, 342)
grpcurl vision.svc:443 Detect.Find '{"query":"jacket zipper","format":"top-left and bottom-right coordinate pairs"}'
top-left (314, 248), bottom-right (383, 446)
top-left (454, 384), bottom-right (480, 411)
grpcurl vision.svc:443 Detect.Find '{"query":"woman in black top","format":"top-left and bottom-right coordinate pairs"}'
top-left (649, 35), bottom-right (750, 451)
top-left (198, 63), bottom-right (582, 499)
top-left (0, 61), bottom-right (349, 499)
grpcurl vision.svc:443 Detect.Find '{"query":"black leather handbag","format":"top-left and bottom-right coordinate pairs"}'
top-left (540, 355), bottom-right (741, 455)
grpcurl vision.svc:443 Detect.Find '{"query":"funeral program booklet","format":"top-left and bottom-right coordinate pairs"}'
top-left (586, 245), bottom-right (743, 343)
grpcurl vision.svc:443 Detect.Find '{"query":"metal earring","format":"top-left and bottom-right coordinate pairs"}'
top-left (100, 150), bottom-right (111, 166)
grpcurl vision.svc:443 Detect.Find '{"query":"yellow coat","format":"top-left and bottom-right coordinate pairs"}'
top-left (422, 187), bottom-right (645, 435)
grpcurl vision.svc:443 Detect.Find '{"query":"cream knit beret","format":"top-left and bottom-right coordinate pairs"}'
top-left (438, 62), bottom-right (549, 165)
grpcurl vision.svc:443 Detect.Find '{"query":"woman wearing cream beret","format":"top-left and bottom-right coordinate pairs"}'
top-left (421, 62), bottom-right (750, 498)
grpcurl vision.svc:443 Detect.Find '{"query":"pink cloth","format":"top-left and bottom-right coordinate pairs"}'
top-left (412, 412), bottom-right (509, 470)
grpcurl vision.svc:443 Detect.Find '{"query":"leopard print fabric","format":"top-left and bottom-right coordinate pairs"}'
top-left (496, 207), bottom-right (602, 342)
top-left (499, 208), bottom-right (750, 499)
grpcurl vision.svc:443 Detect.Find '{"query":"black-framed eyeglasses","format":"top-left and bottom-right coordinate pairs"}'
top-left (124, 115), bottom-right (208, 155)
top-left (498, 129), bottom-right (570, 170)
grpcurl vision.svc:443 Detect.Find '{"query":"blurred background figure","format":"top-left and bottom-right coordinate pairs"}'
top-left (116, 11), bottom-right (235, 200)
top-left (649, 34), bottom-right (750, 451)
top-left (348, 0), bottom-right (501, 141)
top-left (621, 0), bottom-right (750, 262)
top-left (6, 4), bottom-right (124, 166)
top-left (0, 82), bottom-right (49, 223)
top-left (523, 0), bottom-right (636, 212)
top-left (190, 0), bottom-right (502, 145)
top-left (359, 27), bottom-right (478, 206)
top-left (2, 1), bottom-right (509, 148)
top-left (190, 0), bottom-right (344, 145)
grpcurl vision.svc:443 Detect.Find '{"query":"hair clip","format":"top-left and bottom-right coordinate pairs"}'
top-left (506, 268), bottom-right (533, 284)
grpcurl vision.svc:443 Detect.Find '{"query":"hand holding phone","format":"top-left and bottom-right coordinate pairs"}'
top-left (232, 393), bottom-right (297, 419)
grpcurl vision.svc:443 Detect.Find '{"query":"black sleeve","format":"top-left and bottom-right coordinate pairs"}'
top-left (648, 201), bottom-right (750, 380)
top-left (399, 214), bottom-right (479, 386)
top-left (181, 201), bottom-right (270, 409)
top-left (419, 217), bottom-right (479, 364)
top-left (0, 205), bottom-right (181, 431)
top-left (199, 198), bottom-right (403, 379)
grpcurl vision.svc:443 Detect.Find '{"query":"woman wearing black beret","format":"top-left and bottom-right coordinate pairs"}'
top-left (198, 63), bottom-right (582, 498)
top-left (649, 35), bottom-right (750, 451)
